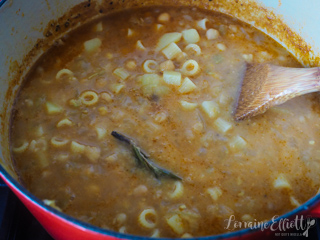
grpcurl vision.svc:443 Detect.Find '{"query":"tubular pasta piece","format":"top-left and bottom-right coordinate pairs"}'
top-left (178, 77), bottom-right (196, 94)
top-left (56, 118), bottom-right (73, 128)
top-left (229, 135), bottom-right (247, 150)
top-left (143, 60), bottom-right (158, 73)
top-left (113, 67), bottom-right (130, 80)
top-left (184, 44), bottom-right (201, 56)
top-left (176, 52), bottom-right (188, 63)
top-left (156, 32), bottom-right (182, 51)
top-left (197, 18), bottom-right (208, 30)
top-left (180, 100), bottom-right (198, 111)
top-left (138, 208), bottom-right (157, 229)
top-left (163, 71), bottom-right (181, 86)
top-left (56, 69), bottom-right (74, 80)
top-left (181, 60), bottom-right (200, 76)
top-left (159, 60), bottom-right (175, 72)
top-left (80, 91), bottom-right (99, 106)
top-left (29, 139), bottom-right (47, 152)
top-left (50, 137), bottom-right (69, 147)
top-left (84, 146), bottom-right (101, 163)
top-left (206, 29), bottom-right (220, 40)
top-left (100, 92), bottom-right (113, 102)
top-left (12, 141), bottom-right (29, 153)
top-left (162, 43), bottom-right (182, 60)
top-left (110, 83), bottom-right (125, 94)
top-left (214, 118), bottom-right (233, 133)
top-left (169, 181), bottom-right (184, 199)
top-left (71, 141), bottom-right (86, 154)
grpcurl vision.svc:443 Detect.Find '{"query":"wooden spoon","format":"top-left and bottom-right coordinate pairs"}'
top-left (234, 63), bottom-right (320, 121)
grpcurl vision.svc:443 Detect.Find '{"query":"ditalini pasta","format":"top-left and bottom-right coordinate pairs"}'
top-left (138, 208), bottom-right (157, 229)
top-left (10, 6), bottom-right (318, 238)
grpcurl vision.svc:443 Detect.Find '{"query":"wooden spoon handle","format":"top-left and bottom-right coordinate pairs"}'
top-left (266, 66), bottom-right (320, 101)
top-left (235, 64), bottom-right (320, 121)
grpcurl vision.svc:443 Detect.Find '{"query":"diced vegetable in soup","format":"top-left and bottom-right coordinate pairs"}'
top-left (10, 7), bottom-right (320, 238)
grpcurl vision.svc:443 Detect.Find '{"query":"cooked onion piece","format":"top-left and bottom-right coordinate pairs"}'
top-left (136, 40), bottom-right (146, 50)
top-left (207, 187), bottom-right (222, 201)
top-left (166, 214), bottom-right (184, 235)
top-left (84, 38), bottom-right (102, 53)
top-left (273, 174), bottom-right (291, 189)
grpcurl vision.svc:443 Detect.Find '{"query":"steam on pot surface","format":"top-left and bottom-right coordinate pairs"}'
top-left (9, 6), bottom-right (320, 238)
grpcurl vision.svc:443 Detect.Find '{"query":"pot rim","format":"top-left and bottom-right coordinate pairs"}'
top-left (1, 160), bottom-right (320, 239)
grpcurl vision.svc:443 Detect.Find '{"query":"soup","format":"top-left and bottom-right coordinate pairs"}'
top-left (10, 6), bottom-right (320, 238)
